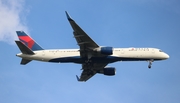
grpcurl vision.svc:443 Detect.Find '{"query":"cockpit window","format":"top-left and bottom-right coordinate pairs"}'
top-left (159, 50), bottom-right (163, 52)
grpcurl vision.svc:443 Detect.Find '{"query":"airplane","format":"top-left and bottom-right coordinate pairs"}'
top-left (15, 11), bottom-right (169, 82)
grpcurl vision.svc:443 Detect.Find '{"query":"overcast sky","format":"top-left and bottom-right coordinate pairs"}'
top-left (0, 0), bottom-right (180, 103)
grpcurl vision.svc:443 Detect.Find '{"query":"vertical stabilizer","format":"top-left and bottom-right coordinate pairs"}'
top-left (16, 31), bottom-right (43, 51)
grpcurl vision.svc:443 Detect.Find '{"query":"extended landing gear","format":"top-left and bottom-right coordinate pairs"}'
top-left (85, 59), bottom-right (92, 66)
top-left (84, 59), bottom-right (94, 76)
top-left (148, 59), bottom-right (153, 69)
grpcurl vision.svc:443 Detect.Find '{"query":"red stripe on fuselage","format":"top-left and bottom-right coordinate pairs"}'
top-left (18, 36), bottom-right (35, 49)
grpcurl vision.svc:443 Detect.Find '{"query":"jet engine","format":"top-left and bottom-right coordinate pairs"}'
top-left (97, 67), bottom-right (116, 76)
top-left (93, 46), bottom-right (113, 55)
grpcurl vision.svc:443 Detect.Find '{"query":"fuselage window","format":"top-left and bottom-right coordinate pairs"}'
top-left (159, 50), bottom-right (163, 52)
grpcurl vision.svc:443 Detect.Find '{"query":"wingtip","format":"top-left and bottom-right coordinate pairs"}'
top-left (76, 75), bottom-right (80, 81)
top-left (65, 11), bottom-right (73, 21)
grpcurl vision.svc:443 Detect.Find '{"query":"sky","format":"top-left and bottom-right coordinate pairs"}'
top-left (0, 0), bottom-right (180, 103)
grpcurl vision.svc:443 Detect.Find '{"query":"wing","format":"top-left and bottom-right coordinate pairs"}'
top-left (65, 11), bottom-right (109, 81)
top-left (65, 11), bottom-right (99, 58)
top-left (76, 63), bottom-right (108, 82)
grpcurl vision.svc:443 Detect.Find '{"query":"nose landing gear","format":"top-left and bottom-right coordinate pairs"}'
top-left (148, 59), bottom-right (153, 69)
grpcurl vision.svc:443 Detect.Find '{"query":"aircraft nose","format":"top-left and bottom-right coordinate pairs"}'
top-left (164, 53), bottom-right (169, 59)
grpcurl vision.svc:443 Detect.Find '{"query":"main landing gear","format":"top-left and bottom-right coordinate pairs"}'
top-left (85, 59), bottom-right (92, 66)
top-left (85, 59), bottom-right (94, 76)
top-left (148, 59), bottom-right (153, 69)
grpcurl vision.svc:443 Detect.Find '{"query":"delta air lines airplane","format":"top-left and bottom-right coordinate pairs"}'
top-left (15, 12), bottom-right (169, 82)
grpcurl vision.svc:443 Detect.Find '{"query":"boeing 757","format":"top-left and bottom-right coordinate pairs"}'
top-left (15, 11), bottom-right (169, 82)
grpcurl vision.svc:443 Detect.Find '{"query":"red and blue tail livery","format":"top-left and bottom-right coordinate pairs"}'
top-left (16, 31), bottom-right (43, 51)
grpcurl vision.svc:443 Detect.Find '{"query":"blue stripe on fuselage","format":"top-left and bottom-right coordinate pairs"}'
top-left (48, 56), bottom-right (162, 64)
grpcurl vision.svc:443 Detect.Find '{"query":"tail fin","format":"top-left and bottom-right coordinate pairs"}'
top-left (16, 31), bottom-right (43, 51)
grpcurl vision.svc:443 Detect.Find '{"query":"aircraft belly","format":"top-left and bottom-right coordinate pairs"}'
top-left (48, 54), bottom-right (163, 64)
top-left (48, 56), bottom-right (119, 63)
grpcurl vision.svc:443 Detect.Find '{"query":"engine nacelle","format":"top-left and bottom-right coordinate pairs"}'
top-left (93, 47), bottom-right (113, 55)
top-left (97, 67), bottom-right (116, 76)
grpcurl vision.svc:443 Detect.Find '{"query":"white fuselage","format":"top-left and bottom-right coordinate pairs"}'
top-left (16, 47), bottom-right (169, 64)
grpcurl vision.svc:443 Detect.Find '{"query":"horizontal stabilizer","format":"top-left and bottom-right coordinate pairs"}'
top-left (21, 59), bottom-right (32, 65)
top-left (15, 41), bottom-right (34, 54)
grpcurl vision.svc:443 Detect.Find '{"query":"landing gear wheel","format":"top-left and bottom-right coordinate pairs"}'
top-left (148, 65), bottom-right (151, 68)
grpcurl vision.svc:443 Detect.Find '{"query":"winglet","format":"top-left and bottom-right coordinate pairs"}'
top-left (76, 75), bottom-right (80, 81)
top-left (65, 11), bottom-right (73, 21)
